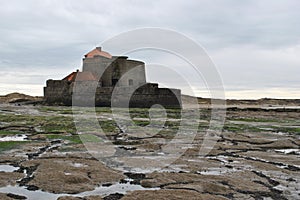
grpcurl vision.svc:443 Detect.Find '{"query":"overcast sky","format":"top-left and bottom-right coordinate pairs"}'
top-left (0, 0), bottom-right (299, 99)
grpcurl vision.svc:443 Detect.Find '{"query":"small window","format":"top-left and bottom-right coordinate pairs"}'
top-left (128, 79), bottom-right (133, 86)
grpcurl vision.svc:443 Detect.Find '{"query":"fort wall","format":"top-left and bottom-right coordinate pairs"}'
top-left (44, 81), bottom-right (181, 108)
top-left (44, 80), bottom-right (72, 105)
top-left (44, 47), bottom-right (181, 108)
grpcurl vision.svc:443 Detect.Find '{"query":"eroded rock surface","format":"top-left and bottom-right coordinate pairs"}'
top-left (0, 105), bottom-right (299, 199)
top-left (0, 192), bottom-right (26, 200)
top-left (22, 157), bottom-right (125, 194)
top-left (0, 172), bottom-right (24, 187)
top-left (122, 189), bottom-right (228, 200)
top-left (57, 196), bottom-right (103, 200)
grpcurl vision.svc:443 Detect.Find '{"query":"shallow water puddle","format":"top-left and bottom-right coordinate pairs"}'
top-left (262, 106), bottom-right (300, 109)
top-left (0, 165), bottom-right (19, 172)
top-left (79, 182), bottom-right (158, 196)
top-left (274, 149), bottom-right (300, 155)
top-left (197, 167), bottom-right (238, 175)
top-left (0, 134), bottom-right (27, 141)
top-left (0, 186), bottom-right (60, 200)
top-left (0, 182), bottom-right (158, 200)
top-left (71, 163), bottom-right (88, 168)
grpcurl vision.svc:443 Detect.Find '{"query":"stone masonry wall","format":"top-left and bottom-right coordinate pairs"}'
top-left (82, 56), bottom-right (146, 87)
top-left (44, 80), bottom-right (72, 105)
top-left (45, 80), bottom-right (181, 108)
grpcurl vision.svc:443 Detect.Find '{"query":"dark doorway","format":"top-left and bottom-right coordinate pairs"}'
top-left (112, 79), bottom-right (118, 86)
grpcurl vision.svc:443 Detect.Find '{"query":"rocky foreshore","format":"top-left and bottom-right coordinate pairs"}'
top-left (0, 100), bottom-right (299, 199)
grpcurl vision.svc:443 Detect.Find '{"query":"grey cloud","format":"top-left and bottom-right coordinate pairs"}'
top-left (0, 0), bottom-right (299, 98)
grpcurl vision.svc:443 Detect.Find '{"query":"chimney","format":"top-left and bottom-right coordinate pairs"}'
top-left (96, 47), bottom-right (102, 51)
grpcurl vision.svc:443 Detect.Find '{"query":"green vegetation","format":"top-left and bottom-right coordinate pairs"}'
top-left (45, 133), bottom-right (102, 144)
top-left (0, 113), bottom-right (76, 134)
top-left (0, 113), bottom-right (37, 124)
top-left (80, 134), bottom-right (102, 143)
top-left (1, 105), bottom-right (299, 156)
top-left (230, 117), bottom-right (279, 123)
top-left (38, 106), bottom-right (63, 112)
top-left (58, 110), bottom-right (74, 115)
top-left (98, 120), bottom-right (119, 133)
top-left (223, 123), bottom-right (262, 132)
top-left (133, 120), bottom-right (150, 126)
top-left (95, 107), bottom-right (112, 113)
top-left (0, 130), bottom-right (23, 135)
top-left (198, 123), bottom-right (209, 131)
top-left (45, 134), bottom-right (82, 144)
top-left (38, 106), bottom-right (73, 113)
top-left (0, 141), bottom-right (28, 152)
top-left (128, 108), bottom-right (182, 119)
top-left (165, 120), bottom-right (181, 129)
top-left (155, 129), bottom-right (177, 139)
top-left (41, 116), bottom-right (75, 133)
top-left (269, 126), bottom-right (300, 134)
top-left (223, 121), bottom-right (300, 135)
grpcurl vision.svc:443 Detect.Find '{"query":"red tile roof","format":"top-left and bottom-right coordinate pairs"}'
top-left (84, 47), bottom-right (112, 59)
top-left (63, 71), bottom-right (97, 82)
top-left (63, 71), bottom-right (77, 82)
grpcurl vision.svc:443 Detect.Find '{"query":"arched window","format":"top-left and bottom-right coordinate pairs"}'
top-left (128, 79), bottom-right (133, 86)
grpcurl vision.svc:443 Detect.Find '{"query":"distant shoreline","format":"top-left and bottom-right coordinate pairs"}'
top-left (1, 92), bottom-right (300, 107)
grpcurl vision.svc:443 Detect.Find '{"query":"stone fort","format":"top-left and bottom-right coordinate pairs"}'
top-left (44, 47), bottom-right (181, 108)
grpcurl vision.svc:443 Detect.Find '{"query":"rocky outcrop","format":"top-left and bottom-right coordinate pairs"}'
top-left (0, 93), bottom-right (43, 104)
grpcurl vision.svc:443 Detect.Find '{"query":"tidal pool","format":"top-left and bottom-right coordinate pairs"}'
top-left (0, 134), bottom-right (27, 141)
top-left (0, 165), bottom-right (19, 172)
top-left (0, 181), bottom-right (159, 200)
